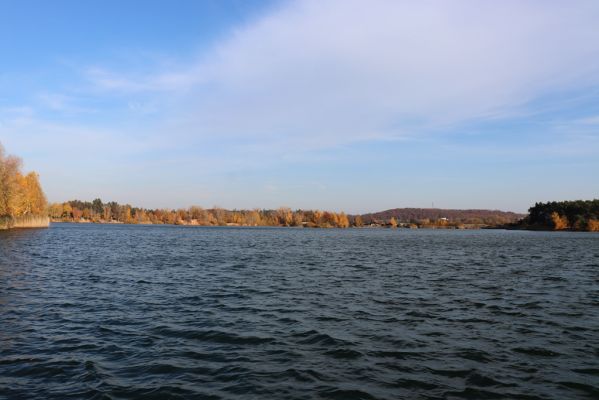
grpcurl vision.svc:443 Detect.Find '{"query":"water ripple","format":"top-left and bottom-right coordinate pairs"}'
top-left (1, 225), bottom-right (598, 399)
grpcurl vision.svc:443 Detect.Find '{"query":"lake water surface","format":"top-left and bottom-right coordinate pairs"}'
top-left (1, 224), bottom-right (598, 399)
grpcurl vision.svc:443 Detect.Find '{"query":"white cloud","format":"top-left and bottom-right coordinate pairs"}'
top-left (85, 0), bottom-right (599, 146)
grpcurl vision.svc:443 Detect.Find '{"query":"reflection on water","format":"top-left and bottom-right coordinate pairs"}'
top-left (1, 224), bottom-right (598, 399)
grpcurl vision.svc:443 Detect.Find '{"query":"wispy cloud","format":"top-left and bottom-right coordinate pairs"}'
top-left (85, 65), bottom-right (204, 93)
top-left (82, 0), bottom-right (599, 147)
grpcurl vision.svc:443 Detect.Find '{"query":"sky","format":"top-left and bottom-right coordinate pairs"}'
top-left (1, 0), bottom-right (598, 213)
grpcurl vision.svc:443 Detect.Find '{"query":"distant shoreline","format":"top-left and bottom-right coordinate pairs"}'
top-left (50, 219), bottom-right (496, 230)
top-left (48, 220), bottom-right (599, 233)
top-left (48, 200), bottom-right (523, 230)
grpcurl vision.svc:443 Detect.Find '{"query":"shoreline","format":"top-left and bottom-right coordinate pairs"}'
top-left (48, 220), bottom-right (599, 232)
top-left (0, 215), bottom-right (50, 230)
top-left (50, 219), bottom-right (495, 230)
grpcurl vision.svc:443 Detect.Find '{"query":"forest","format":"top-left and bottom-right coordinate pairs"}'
top-left (48, 199), bottom-right (517, 229)
top-left (0, 144), bottom-right (47, 226)
top-left (524, 200), bottom-right (599, 231)
top-left (48, 199), bottom-right (353, 228)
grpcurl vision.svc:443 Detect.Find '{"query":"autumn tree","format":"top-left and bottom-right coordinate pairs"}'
top-left (212, 207), bottom-right (226, 225)
top-left (586, 219), bottom-right (599, 232)
top-left (311, 210), bottom-right (323, 227)
top-left (72, 207), bottom-right (83, 220)
top-left (246, 209), bottom-right (262, 226)
top-left (292, 211), bottom-right (304, 227)
top-left (276, 207), bottom-right (293, 226)
top-left (353, 215), bottom-right (363, 227)
top-left (0, 145), bottom-right (21, 216)
top-left (48, 203), bottom-right (64, 219)
top-left (550, 212), bottom-right (569, 230)
top-left (0, 144), bottom-right (47, 218)
top-left (338, 212), bottom-right (350, 228)
top-left (102, 205), bottom-right (112, 221)
top-left (189, 206), bottom-right (204, 222)
top-left (62, 203), bottom-right (73, 219)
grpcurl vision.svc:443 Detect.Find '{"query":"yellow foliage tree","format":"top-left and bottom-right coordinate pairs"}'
top-left (0, 146), bottom-right (21, 216)
top-left (338, 212), bottom-right (350, 228)
top-left (48, 203), bottom-right (64, 219)
top-left (586, 219), bottom-right (599, 232)
top-left (354, 215), bottom-right (363, 227)
top-left (0, 144), bottom-right (47, 218)
top-left (550, 212), bottom-right (569, 230)
top-left (276, 207), bottom-right (293, 226)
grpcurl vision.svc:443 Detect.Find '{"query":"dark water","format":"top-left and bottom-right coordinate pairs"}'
top-left (1, 224), bottom-right (598, 399)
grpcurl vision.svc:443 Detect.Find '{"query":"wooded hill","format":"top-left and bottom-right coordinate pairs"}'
top-left (359, 208), bottom-right (524, 226)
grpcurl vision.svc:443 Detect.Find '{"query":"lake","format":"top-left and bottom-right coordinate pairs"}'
top-left (1, 224), bottom-right (598, 399)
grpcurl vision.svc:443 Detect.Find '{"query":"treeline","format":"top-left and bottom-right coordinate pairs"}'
top-left (0, 144), bottom-right (47, 221)
top-left (49, 199), bottom-right (352, 228)
top-left (524, 200), bottom-right (599, 231)
top-left (49, 199), bottom-right (530, 229)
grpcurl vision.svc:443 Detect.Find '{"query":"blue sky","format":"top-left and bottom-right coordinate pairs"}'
top-left (1, 0), bottom-right (598, 213)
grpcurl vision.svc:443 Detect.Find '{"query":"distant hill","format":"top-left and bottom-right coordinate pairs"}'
top-left (359, 208), bottom-right (525, 225)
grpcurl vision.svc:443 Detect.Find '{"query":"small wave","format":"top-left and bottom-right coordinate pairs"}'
top-left (107, 385), bottom-right (217, 400)
top-left (454, 349), bottom-right (494, 363)
top-left (277, 317), bottom-right (300, 324)
top-left (293, 330), bottom-right (353, 347)
top-left (466, 372), bottom-right (514, 388)
top-left (125, 362), bottom-right (190, 375)
top-left (443, 387), bottom-right (506, 399)
top-left (558, 381), bottom-right (599, 397)
top-left (315, 315), bottom-right (348, 322)
top-left (9, 359), bottom-right (80, 378)
top-left (572, 367), bottom-right (599, 376)
top-left (0, 356), bottom-right (45, 366)
top-left (453, 317), bottom-right (497, 324)
top-left (211, 365), bottom-right (252, 381)
top-left (153, 326), bottom-right (275, 345)
top-left (389, 378), bottom-right (437, 390)
top-left (370, 350), bottom-right (428, 360)
top-left (324, 348), bottom-right (363, 359)
top-left (258, 367), bottom-right (331, 383)
top-left (543, 276), bottom-right (567, 282)
top-left (512, 347), bottom-right (560, 357)
top-left (318, 388), bottom-right (380, 400)
top-left (427, 367), bottom-right (472, 378)
top-left (406, 310), bottom-right (437, 318)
